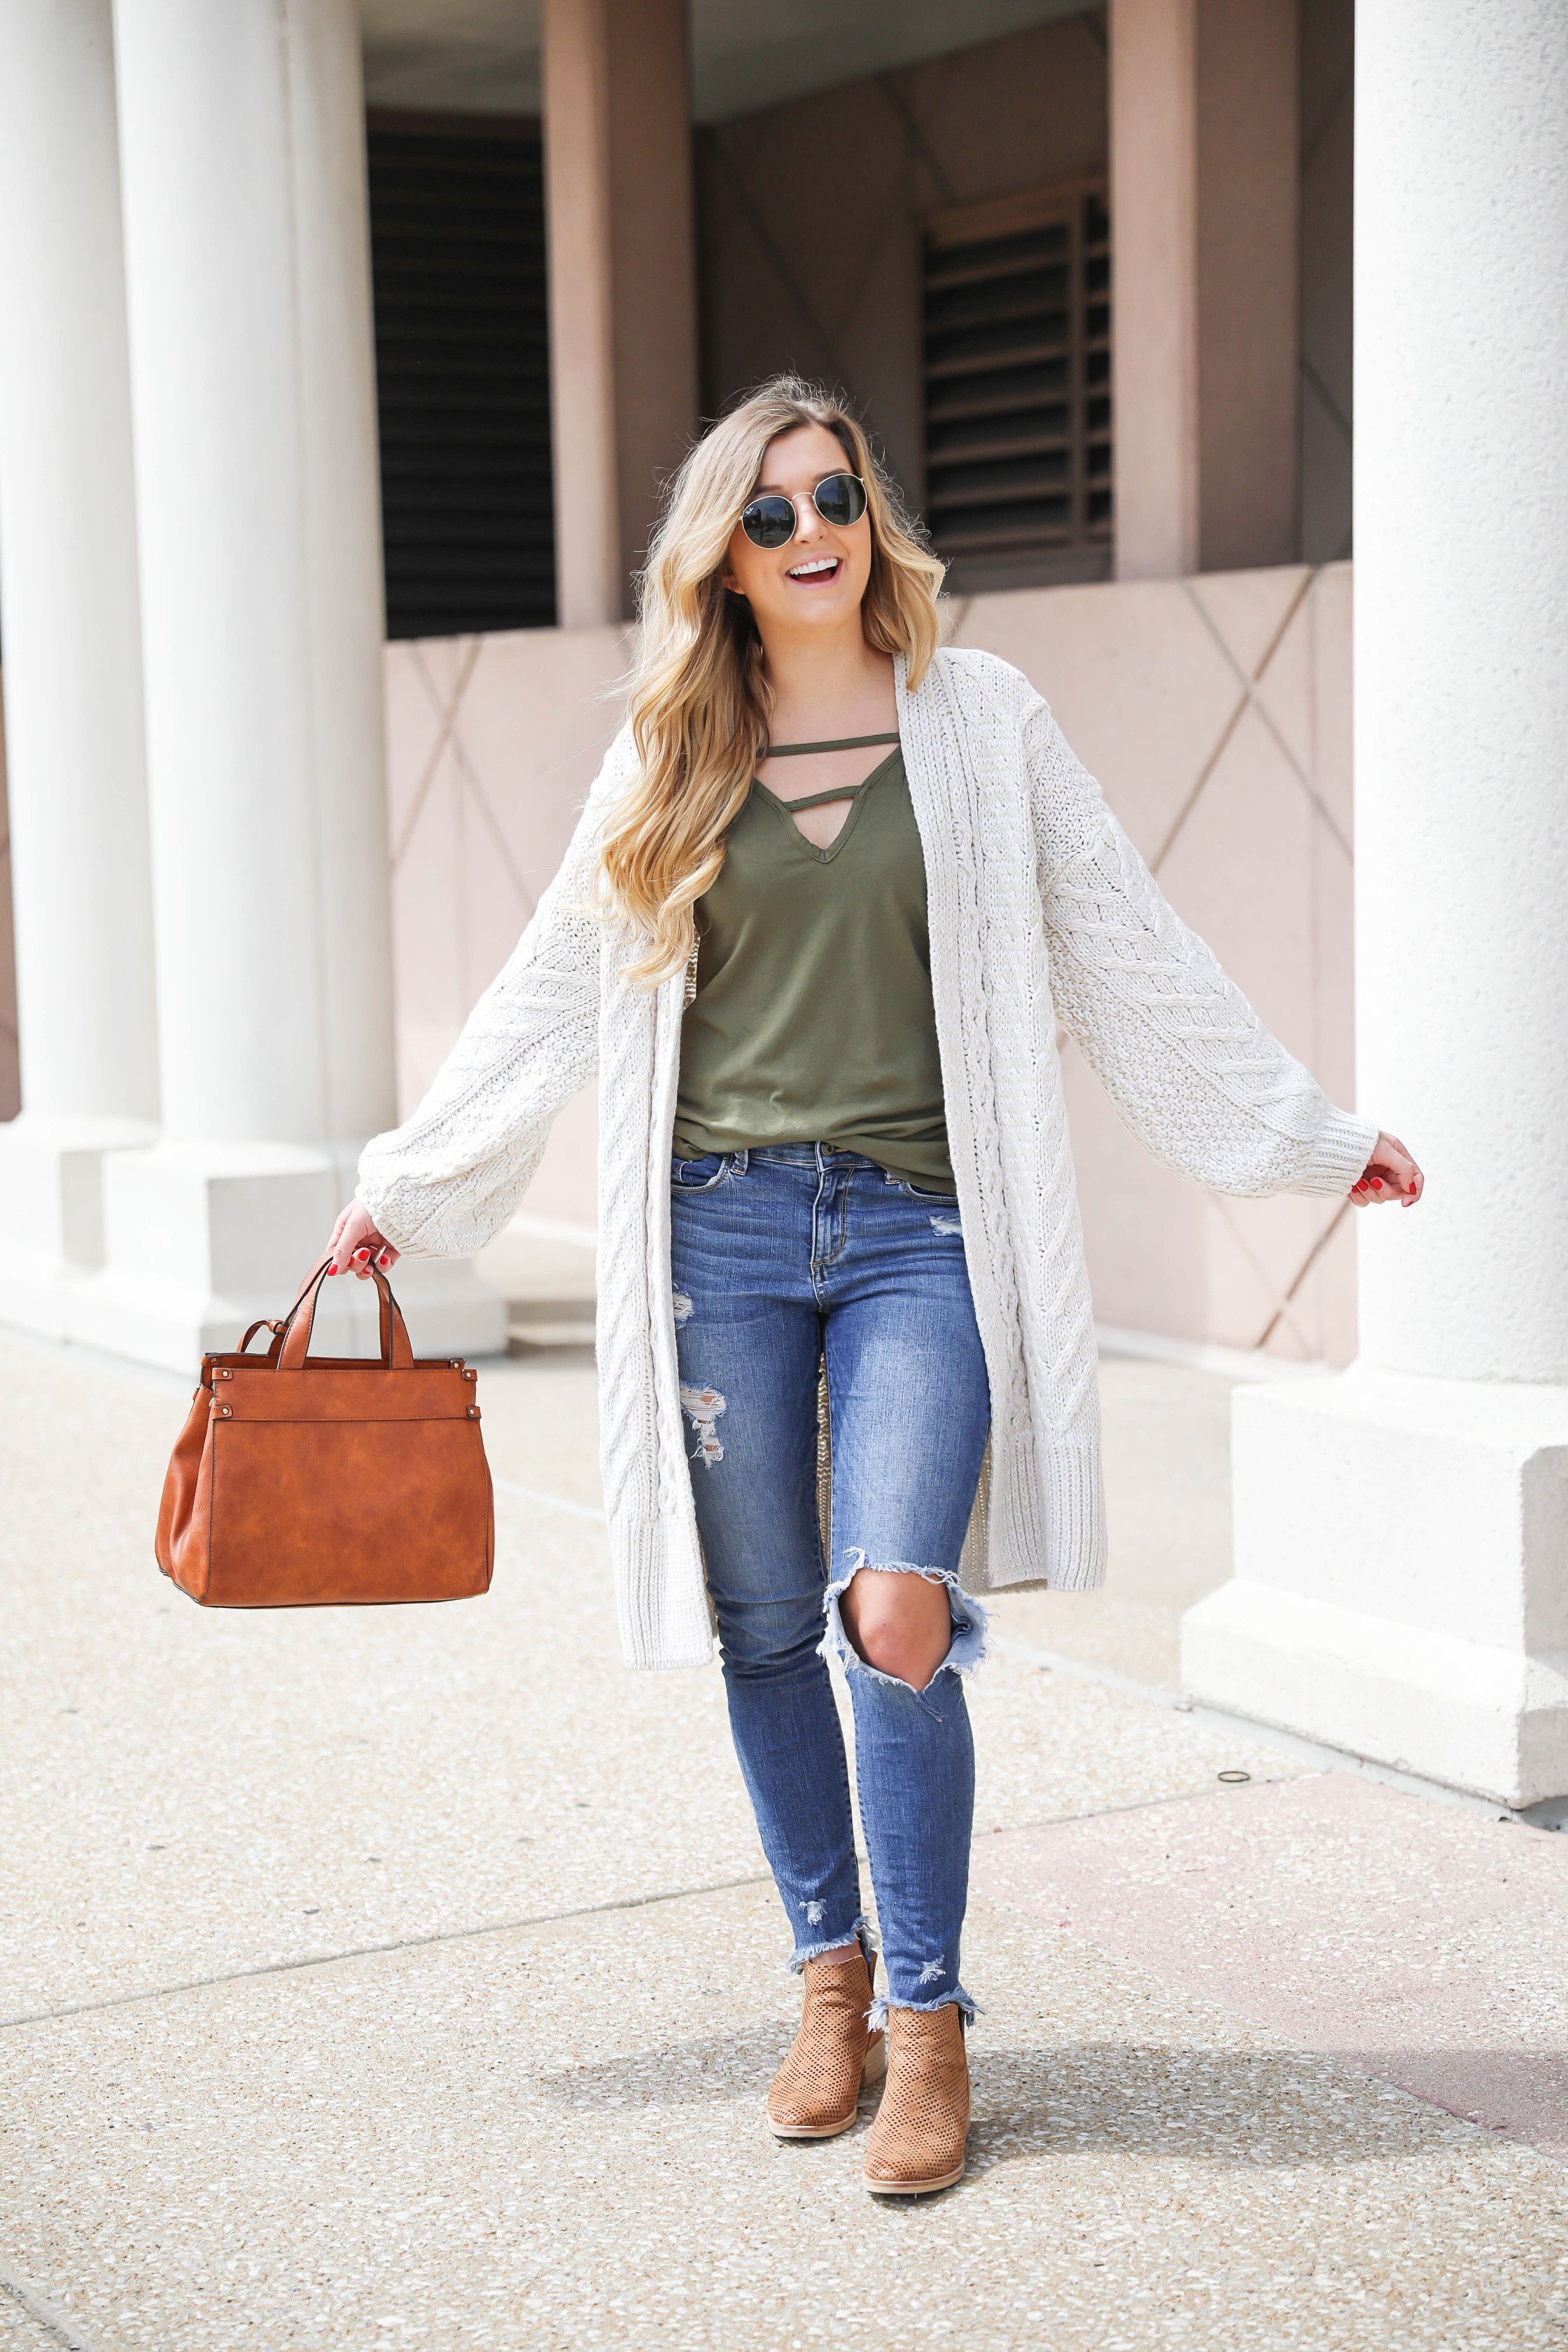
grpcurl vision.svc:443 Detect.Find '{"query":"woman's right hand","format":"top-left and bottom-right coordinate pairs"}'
top-left (326, 1198), bottom-right (399, 1278)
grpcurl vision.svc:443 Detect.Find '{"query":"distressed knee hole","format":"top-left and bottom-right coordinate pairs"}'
top-left (679, 1381), bottom-right (727, 1468)
top-left (818, 1548), bottom-right (988, 1685)
top-left (671, 1289), bottom-right (694, 1327)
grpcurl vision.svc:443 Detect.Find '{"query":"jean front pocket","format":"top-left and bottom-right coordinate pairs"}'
top-left (894, 1177), bottom-right (960, 1206)
top-left (671, 1152), bottom-right (734, 1191)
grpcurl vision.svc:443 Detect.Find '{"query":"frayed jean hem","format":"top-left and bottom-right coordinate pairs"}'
top-left (818, 1549), bottom-right (989, 1688)
top-left (867, 1988), bottom-right (977, 2030)
top-left (788, 1913), bottom-right (876, 1977)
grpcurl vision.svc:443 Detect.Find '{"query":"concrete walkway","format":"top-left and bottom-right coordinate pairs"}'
top-left (2, 1257), bottom-right (1566, 2348)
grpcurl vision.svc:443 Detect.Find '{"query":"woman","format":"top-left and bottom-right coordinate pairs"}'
top-left (327, 377), bottom-right (1422, 2197)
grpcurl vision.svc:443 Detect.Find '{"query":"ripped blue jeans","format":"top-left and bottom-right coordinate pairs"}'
top-left (669, 1143), bottom-right (990, 2018)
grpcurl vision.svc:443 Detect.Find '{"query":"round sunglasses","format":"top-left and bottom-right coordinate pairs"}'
top-left (740, 471), bottom-right (868, 549)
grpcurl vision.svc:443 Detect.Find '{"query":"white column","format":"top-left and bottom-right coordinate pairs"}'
top-left (88, 0), bottom-right (503, 1368)
top-left (1184, 1), bottom-right (1568, 1810)
top-left (0, 0), bottom-right (159, 1336)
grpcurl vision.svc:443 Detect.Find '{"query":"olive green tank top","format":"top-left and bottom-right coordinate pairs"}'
top-left (672, 735), bottom-right (955, 1195)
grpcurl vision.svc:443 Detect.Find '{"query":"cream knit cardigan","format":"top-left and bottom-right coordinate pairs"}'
top-left (359, 648), bottom-right (1376, 1670)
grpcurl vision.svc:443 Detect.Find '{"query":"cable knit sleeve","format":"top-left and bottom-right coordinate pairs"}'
top-left (1025, 692), bottom-right (1377, 1199)
top-left (356, 724), bottom-right (636, 1257)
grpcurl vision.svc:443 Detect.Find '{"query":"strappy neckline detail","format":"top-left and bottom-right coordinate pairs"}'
top-left (752, 746), bottom-right (902, 862)
top-left (758, 733), bottom-right (903, 820)
top-left (762, 733), bottom-right (900, 755)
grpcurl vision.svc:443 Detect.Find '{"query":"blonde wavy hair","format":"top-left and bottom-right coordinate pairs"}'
top-left (598, 376), bottom-right (945, 984)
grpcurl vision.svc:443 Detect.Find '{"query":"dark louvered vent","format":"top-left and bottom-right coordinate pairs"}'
top-left (923, 183), bottom-right (1110, 581)
top-left (368, 121), bottom-right (555, 638)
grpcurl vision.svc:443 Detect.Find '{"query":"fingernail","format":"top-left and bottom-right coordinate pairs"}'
top-left (354, 1249), bottom-right (369, 1263)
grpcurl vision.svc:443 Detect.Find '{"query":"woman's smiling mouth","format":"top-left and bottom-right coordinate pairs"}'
top-left (787, 556), bottom-right (841, 584)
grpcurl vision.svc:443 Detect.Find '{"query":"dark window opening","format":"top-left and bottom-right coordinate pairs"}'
top-left (923, 182), bottom-right (1111, 590)
top-left (367, 117), bottom-right (554, 638)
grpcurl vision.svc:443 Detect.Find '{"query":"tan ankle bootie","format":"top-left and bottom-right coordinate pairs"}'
top-left (768, 1944), bottom-right (886, 2138)
top-left (862, 2003), bottom-right (970, 2194)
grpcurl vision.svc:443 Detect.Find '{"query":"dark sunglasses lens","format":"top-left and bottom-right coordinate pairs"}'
top-left (813, 473), bottom-right (867, 528)
top-left (741, 496), bottom-right (796, 548)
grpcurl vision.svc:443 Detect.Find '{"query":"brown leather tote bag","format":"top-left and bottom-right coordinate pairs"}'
top-left (155, 1255), bottom-right (493, 1607)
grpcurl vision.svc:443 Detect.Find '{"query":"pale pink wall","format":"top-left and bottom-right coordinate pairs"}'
top-left (1110, 0), bottom-right (1301, 580)
top-left (542, 0), bottom-right (699, 624)
top-left (384, 562), bottom-right (1357, 1358)
top-left (1195, 0), bottom-right (1301, 573)
top-left (382, 622), bottom-right (629, 1229)
top-left (699, 0), bottom-right (1354, 581)
top-left (695, 16), bottom-right (1109, 517)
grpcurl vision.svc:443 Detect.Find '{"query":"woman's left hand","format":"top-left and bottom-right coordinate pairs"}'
top-left (1351, 1132), bottom-right (1423, 1208)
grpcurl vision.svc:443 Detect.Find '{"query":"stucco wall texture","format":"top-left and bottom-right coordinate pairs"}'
top-left (1353, 0), bottom-right (1568, 1389)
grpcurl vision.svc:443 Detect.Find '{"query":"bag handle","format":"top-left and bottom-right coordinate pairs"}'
top-left (276, 1253), bottom-right (414, 1372)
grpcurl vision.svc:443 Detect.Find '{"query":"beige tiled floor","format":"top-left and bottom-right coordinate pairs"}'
top-left (2, 1271), bottom-right (1564, 2348)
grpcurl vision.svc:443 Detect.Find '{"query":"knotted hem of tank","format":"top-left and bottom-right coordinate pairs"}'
top-left (818, 1549), bottom-right (989, 1689)
top-left (788, 1912), bottom-right (878, 1977)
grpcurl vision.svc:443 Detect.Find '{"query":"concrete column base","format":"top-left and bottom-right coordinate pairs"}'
top-left (1182, 1366), bottom-right (1568, 1810)
top-left (60, 1140), bottom-right (507, 1372)
top-left (0, 1112), bottom-right (161, 1338)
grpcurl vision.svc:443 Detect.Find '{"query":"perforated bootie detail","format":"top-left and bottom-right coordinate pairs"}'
top-left (862, 2002), bottom-right (969, 2194)
top-left (767, 1944), bottom-right (886, 2139)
